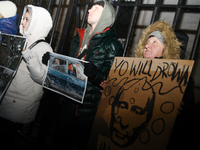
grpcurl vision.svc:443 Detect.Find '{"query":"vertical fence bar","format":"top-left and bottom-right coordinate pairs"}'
top-left (47, 0), bottom-right (53, 11)
top-left (114, 0), bottom-right (121, 21)
top-left (76, 1), bottom-right (80, 28)
top-left (190, 18), bottom-right (200, 60)
top-left (57, 0), bottom-right (77, 55)
top-left (17, 0), bottom-right (27, 28)
top-left (172, 0), bottom-right (184, 29)
top-left (80, 0), bottom-right (92, 29)
top-left (49, 0), bottom-right (64, 45)
top-left (30, 0), bottom-right (34, 4)
top-left (39, 0), bottom-right (43, 6)
top-left (80, 3), bottom-right (89, 29)
top-left (150, 0), bottom-right (162, 24)
top-left (14, 0), bottom-right (19, 5)
top-left (123, 0), bottom-right (142, 57)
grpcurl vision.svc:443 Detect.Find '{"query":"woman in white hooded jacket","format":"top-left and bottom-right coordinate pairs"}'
top-left (0, 5), bottom-right (53, 124)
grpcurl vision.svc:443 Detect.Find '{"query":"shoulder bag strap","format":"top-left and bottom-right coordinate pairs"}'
top-left (28, 39), bottom-right (45, 50)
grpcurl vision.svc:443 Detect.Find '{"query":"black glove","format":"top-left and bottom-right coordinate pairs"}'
top-left (42, 52), bottom-right (50, 65)
top-left (84, 63), bottom-right (97, 81)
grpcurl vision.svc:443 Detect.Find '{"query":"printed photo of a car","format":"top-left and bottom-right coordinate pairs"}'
top-left (43, 53), bottom-right (87, 103)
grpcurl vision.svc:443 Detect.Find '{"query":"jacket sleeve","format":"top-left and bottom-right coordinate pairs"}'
top-left (91, 38), bottom-right (123, 85)
top-left (22, 43), bottom-right (53, 84)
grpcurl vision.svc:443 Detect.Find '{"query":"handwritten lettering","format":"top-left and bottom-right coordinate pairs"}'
top-left (114, 59), bottom-right (130, 76)
top-left (114, 58), bottom-right (189, 86)
top-left (130, 60), bottom-right (152, 77)
top-left (111, 58), bottom-right (191, 95)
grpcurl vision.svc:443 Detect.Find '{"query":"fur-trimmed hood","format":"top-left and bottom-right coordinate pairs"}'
top-left (134, 20), bottom-right (181, 59)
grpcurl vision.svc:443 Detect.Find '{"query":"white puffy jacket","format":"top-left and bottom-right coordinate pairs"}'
top-left (0, 5), bottom-right (53, 123)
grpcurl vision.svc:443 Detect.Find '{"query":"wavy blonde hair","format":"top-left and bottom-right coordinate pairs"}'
top-left (134, 20), bottom-right (182, 59)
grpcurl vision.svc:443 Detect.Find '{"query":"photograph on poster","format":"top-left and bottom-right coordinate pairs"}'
top-left (43, 52), bottom-right (88, 104)
top-left (0, 33), bottom-right (26, 102)
top-left (88, 57), bottom-right (194, 150)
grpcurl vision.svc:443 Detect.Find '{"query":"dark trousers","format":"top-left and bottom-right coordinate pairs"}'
top-left (56, 100), bottom-right (96, 150)
top-left (0, 117), bottom-right (21, 149)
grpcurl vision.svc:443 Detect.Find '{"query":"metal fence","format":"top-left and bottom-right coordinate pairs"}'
top-left (65, 0), bottom-right (200, 59)
top-left (10, 0), bottom-right (200, 60)
top-left (112, 0), bottom-right (200, 59)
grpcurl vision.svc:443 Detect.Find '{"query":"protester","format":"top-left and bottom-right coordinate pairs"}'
top-left (134, 20), bottom-right (195, 113)
top-left (135, 20), bottom-right (195, 150)
top-left (0, 5), bottom-right (53, 148)
top-left (100, 20), bottom-right (195, 149)
top-left (101, 20), bottom-right (194, 110)
top-left (54, 0), bottom-right (123, 149)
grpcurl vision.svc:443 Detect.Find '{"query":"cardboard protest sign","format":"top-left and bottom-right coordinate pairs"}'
top-left (88, 57), bottom-right (194, 150)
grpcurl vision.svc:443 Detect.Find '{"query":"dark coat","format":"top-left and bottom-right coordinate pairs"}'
top-left (69, 27), bottom-right (123, 116)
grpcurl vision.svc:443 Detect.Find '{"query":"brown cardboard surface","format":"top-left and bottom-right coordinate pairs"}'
top-left (88, 57), bottom-right (194, 150)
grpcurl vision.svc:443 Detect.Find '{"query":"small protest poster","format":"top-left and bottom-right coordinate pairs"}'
top-left (0, 33), bottom-right (26, 102)
top-left (43, 52), bottom-right (88, 104)
top-left (88, 57), bottom-right (194, 150)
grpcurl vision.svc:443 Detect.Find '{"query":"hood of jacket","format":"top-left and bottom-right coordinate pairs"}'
top-left (19, 5), bottom-right (52, 46)
top-left (0, 14), bottom-right (18, 35)
top-left (135, 20), bottom-right (181, 59)
top-left (90, 0), bottom-right (115, 36)
top-left (81, 0), bottom-right (116, 48)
